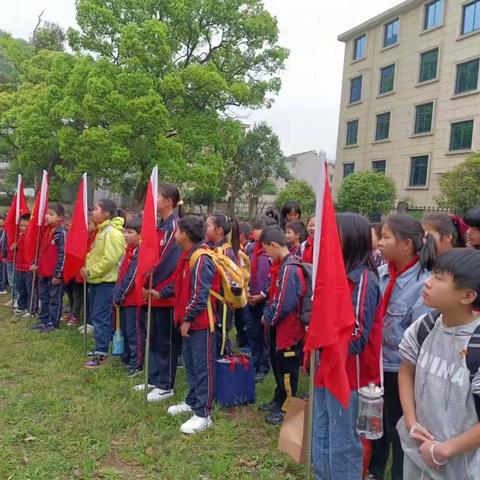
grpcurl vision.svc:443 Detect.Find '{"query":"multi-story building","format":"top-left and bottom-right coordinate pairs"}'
top-left (334, 0), bottom-right (480, 207)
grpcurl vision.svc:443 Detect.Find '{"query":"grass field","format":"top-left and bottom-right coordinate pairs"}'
top-left (0, 305), bottom-right (307, 480)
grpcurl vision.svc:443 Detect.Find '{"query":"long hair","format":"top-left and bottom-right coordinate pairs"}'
top-left (158, 183), bottom-right (185, 218)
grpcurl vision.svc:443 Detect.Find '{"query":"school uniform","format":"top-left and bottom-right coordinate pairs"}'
top-left (288, 244), bottom-right (301, 258)
top-left (15, 232), bottom-right (34, 311)
top-left (0, 228), bottom-right (7, 291)
top-left (112, 244), bottom-right (144, 370)
top-left (37, 223), bottom-right (66, 327)
top-left (300, 236), bottom-right (314, 264)
top-left (5, 231), bottom-right (16, 299)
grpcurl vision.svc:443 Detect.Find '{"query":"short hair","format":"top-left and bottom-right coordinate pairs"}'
top-left (48, 203), bottom-right (65, 218)
top-left (465, 207), bottom-right (480, 229)
top-left (239, 221), bottom-right (252, 237)
top-left (285, 220), bottom-right (307, 242)
top-left (260, 225), bottom-right (287, 247)
top-left (124, 216), bottom-right (142, 234)
top-left (433, 248), bottom-right (480, 309)
top-left (178, 215), bottom-right (206, 244)
top-left (20, 213), bottom-right (31, 222)
top-left (371, 222), bottom-right (383, 240)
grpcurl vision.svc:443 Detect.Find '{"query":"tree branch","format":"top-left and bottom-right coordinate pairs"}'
top-left (31, 9), bottom-right (45, 46)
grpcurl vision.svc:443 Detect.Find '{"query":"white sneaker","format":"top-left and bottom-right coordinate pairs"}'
top-left (78, 324), bottom-right (94, 334)
top-left (147, 388), bottom-right (174, 403)
top-left (0, 290), bottom-right (8, 295)
top-left (180, 415), bottom-right (213, 434)
top-left (132, 383), bottom-right (155, 392)
top-left (4, 299), bottom-right (12, 307)
top-left (167, 402), bottom-right (193, 416)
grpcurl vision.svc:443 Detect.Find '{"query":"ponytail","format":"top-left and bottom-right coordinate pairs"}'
top-left (209, 212), bottom-right (240, 257)
top-left (158, 183), bottom-right (185, 218)
top-left (419, 232), bottom-right (437, 272)
top-left (230, 217), bottom-right (240, 257)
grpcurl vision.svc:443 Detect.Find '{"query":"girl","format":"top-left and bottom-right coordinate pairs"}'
top-left (265, 207), bottom-right (280, 225)
top-left (167, 215), bottom-right (220, 434)
top-left (83, 199), bottom-right (125, 369)
top-left (280, 200), bottom-right (301, 230)
top-left (313, 213), bottom-right (382, 480)
top-left (301, 215), bottom-right (315, 264)
top-left (371, 222), bottom-right (384, 268)
top-left (0, 214), bottom-right (7, 295)
top-left (285, 220), bottom-right (307, 258)
top-left (464, 207), bottom-right (480, 250)
top-left (138, 183), bottom-right (184, 402)
top-left (422, 213), bottom-right (467, 255)
top-left (369, 215), bottom-right (436, 480)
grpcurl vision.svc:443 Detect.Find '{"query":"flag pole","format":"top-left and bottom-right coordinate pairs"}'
top-left (11, 225), bottom-right (18, 314)
top-left (27, 232), bottom-right (41, 327)
top-left (305, 351), bottom-right (316, 479)
top-left (83, 259), bottom-right (88, 354)
top-left (144, 272), bottom-right (153, 410)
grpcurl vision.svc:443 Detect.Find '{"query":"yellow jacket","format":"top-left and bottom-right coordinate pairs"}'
top-left (86, 217), bottom-right (125, 284)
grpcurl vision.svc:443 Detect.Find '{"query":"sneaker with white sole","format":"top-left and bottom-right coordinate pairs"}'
top-left (132, 383), bottom-right (155, 392)
top-left (180, 415), bottom-right (213, 434)
top-left (147, 388), bottom-right (174, 403)
top-left (167, 402), bottom-right (193, 416)
top-left (78, 324), bottom-right (94, 334)
top-left (0, 290), bottom-right (8, 295)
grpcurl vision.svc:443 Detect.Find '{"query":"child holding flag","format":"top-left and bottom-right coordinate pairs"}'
top-left (0, 214), bottom-right (7, 295)
top-left (13, 214), bottom-right (32, 315)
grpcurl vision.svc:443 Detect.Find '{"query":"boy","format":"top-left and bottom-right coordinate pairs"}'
top-left (398, 248), bottom-right (480, 479)
top-left (13, 214), bottom-right (32, 315)
top-left (260, 225), bottom-right (306, 425)
top-left (285, 220), bottom-right (306, 258)
top-left (33, 204), bottom-right (67, 332)
top-left (112, 217), bottom-right (144, 377)
top-left (0, 214), bottom-right (7, 294)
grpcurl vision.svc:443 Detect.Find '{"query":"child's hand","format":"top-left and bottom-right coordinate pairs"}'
top-left (10, 243), bottom-right (17, 251)
top-left (52, 277), bottom-right (61, 285)
top-left (410, 422), bottom-right (436, 446)
top-left (30, 265), bottom-right (37, 272)
top-left (419, 440), bottom-right (448, 469)
top-left (248, 294), bottom-right (262, 305)
top-left (79, 267), bottom-right (86, 279)
top-left (180, 322), bottom-right (190, 338)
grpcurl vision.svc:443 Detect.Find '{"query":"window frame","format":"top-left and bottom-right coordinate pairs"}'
top-left (461, 0), bottom-right (480, 36)
top-left (383, 18), bottom-right (400, 48)
top-left (423, 0), bottom-right (444, 31)
top-left (349, 75), bottom-right (363, 104)
top-left (449, 119), bottom-right (475, 151)
top-left (454, 57), bottom-right (480, 95)
top-left (418, 47), bottom-right (439, 84)
top-left (379, 64), bottom-right (396, 95)
top-left (343, 163), bottom-right (355, 178)
top-left (413, 101), bottom-right (435, 135)
top-left (372, 160), bottom-right (386, 174)
top-left (375, 111), bottom-right (391, 142)
top-left (353, 34), bottom-right (367, 61)
top-left (346, 119), bottom-right (359, 146)
top-left (409, 155), bottom-right (430, 188)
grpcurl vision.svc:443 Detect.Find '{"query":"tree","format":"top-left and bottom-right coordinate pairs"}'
top-left (31, 21), bottom-right (66, 52)
top-left (276, 180), bottom-right (316, 216)
top-left (0, 31), bottom-right (33, 92)
top-left (438, 152), bottom-right (480, 212)
top-left (336, 171), bottom-right (396, 218)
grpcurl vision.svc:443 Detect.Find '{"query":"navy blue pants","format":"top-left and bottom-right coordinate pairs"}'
top-left (88, 282), bottom-right (115, 356)
top-left (16, 270), bottom-right (33, 311)
top-left (0, 261), bottom-right (7, 291)
top-left (245, 302), bottom-right (270, 375)
top-left (183, 328), bottom-right (216, 418)
top-left (143, 307), bottom-right (181, 390)
top-left (38, 277), bottom-right (64, 327)
top-left (234, 307), bottom-right (248, 348)
top-left (120, 306), bottom-right (145, 370)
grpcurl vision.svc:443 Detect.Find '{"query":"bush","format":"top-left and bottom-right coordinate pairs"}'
top-left (336, 171), bottom-right (396, 218)
top-left (275, 180), bottom-right (316, 216)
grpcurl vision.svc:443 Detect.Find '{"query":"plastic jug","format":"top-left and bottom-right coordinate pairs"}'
top-left (356, 383), bottom-right (384, 440)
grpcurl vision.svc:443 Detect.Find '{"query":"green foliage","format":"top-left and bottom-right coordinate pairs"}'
top-left (438, 152), bottom-right (480, 213)
top-left (276, 179), bottom-right (316, 216)
top-left (336, 171), bottom-right (396, 217)
top-left (0, 31), bottom-right (33, 92)
top-left (32, 22), bottom-right (66, 52)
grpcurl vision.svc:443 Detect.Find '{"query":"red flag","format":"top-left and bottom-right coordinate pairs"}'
top-left (304, 161), bottom-right (355, 408)
top-left (4, 175), bottom-right (29, 249)
top-left (24, 170), bottom-right (49, 264)
top-left (63, 173), bottom-right (89, 282)
top-left (135, 166), bottom-right (160, 302)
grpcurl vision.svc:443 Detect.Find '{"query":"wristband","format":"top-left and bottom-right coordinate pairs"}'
top-left (430, 442), bottom-right (448, 466)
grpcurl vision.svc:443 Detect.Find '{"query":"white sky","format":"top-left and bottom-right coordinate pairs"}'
top-left (2, 0), bottom-right (402, 158)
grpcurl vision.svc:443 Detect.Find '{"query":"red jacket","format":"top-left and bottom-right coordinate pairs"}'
top-left (301, 236), bottom-right (314, 264)
top-left (15, 232), bottom-right (30, 272)
top-left (37, 223), bottom-right (66, 278)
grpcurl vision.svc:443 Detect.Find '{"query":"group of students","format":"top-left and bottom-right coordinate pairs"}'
top-left (2, 184), bottom-right (480, 478)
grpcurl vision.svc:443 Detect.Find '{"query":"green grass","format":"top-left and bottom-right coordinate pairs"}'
top-left (0, 306), bottom-right (306, 480)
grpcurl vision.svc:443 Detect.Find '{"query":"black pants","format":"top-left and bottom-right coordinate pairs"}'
top-left (369, 371), bottom-right (404, 480)
top-left (234, 307), bottom-right (248, 348)
top-left (269, 327), bottom-right (301, 412)
top-left (144, 307), bottom-right (181, 390)
top-left (38, 277), bottom-right (64, 327)
top-left (120, 306), bottom-right (145, 370)
top-left (215, 303), bottom-right (233, 358)
top-left (246, 302), bottom-right (270, 375)
top-left (16, 270), bottom-right (33, 311)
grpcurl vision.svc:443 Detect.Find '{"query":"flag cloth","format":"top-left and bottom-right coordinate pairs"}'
top-left (64, 173), bottom-right (89, 282)
top-left (24, 170), bottom-right (49, 264)
top-left (4, 175), bottom-right (29, 249)
top-left (304, 161), bottom-right (355, 408)
top-left (135, 166), bottom-right (160, 303)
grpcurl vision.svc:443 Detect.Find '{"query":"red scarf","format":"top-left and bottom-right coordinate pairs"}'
top-left (267, 259), bottom-right (282, 302)
top-left (380, 256), bottom-right (419, 319)
top-left (250, 241), bottom-right (264, 282)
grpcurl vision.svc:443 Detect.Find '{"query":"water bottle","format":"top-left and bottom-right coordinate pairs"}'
top-left (356, 383), bottom-right (384, 440)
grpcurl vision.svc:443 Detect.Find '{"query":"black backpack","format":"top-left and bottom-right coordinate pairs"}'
top-left (284, 256), bottom-right (313, 326)
top-left (417, 310), bottom-right (480, 420)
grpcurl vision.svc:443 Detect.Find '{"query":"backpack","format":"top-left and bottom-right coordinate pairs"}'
top-left (417, 310), bottom-right (480, 421)
top-left (284, 256), bottom-right (313, 325)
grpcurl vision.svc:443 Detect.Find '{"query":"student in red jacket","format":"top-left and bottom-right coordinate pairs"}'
top-left (32, 204), bottom-right (67, 332)
top-left (166, 215), bottom-right (220, 435)
top-left (301, 215), bottom-right (315, 264)
top-left (0, 214), bottom-right (7, 294)
top-left (13, 214), bottom-right (32, 315)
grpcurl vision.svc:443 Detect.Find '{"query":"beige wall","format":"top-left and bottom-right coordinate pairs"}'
top-left (334, 0), bottom-right (480, 207)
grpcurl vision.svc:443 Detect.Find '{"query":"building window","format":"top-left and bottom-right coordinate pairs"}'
top-left (350, 76), bottom-right (363, 103)
top-left (450, 120), bottom-right (474, 151)
top-left (409, 156), bottom-right (429, 187)
top-left (455, 59), bottom-right (479, 94)
top-left (414, 102), bottom-right (434, 134)
top-left (424, 0), bottom-right (444, 30)
top-left (375, 112), bottom-right (391, 141)
top-left (346, 120), bottom-right (359, 146)
top-left (462, 1), bottom-right (480, 35)
top-left (384, 18), bottom-right (399, 47)
top-left (343, 163), bottom-right (355, 178)
top-left (380, 65), bottom-right (395, 94)
top-left (419, 48), bottom-right (439, 83)
top-left (353, 35), bottom-right (366, 60)
top-left (372, 160), bottom-right (386, 174)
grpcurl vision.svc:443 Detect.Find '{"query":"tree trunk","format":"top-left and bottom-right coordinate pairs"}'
top-left (248, 196), bottom-right (258, 218)
top-left (133, 180), bottom-right (148, 207)
top-left (227, 196), bottom-right (236, 217)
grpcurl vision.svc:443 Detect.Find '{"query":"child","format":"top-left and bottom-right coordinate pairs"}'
top-left (112, 217), bottom-right (143, 377)
top-left (137, 183), bottom-right (183, 402)
top-left (285, 220), bottom-right (307, 258)
top-left (83, 200), bottom-right (125, 369)
top-left (13, 214), bottom-right (32, 315)
top-left (239, 221), bottom-right (252, 251)
top-left (369, 215), bottom-right (436, 480)
top-left (371, 222), bottom-right (384, 268)
top-left (167, 215), bottom-right (220, 434)
top-left (313, 213), bottom-right (383, 480)
top-left (246, 216), bottom-right (274, 381)
top-left (0, 214), bottom-right (7, 294)
top-left (422, 213), bottom-right (467, 255)
top-left (464, 207), bottom-right (480, 250)
top-left (260, 225), bottom-right (306, 425)
top-left (301, 215), bottom-right (315, 264)
top-left (398, 248), bottom-right (480, 479)
top-left (33, 203), bottom-right (67, 332)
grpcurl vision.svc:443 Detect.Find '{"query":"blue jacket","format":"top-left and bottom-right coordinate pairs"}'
top-left (112, 245), bottom-right (138, 306)
top-left (0, 229), bottom-right (7, 260)
top-left (379, 261), bottom-right (432, 372)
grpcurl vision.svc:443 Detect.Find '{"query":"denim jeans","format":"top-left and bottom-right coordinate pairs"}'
top-left (7, 262), bottom-right (16, 300)
top-left (313, 388), bottom-right (363, 480)
top-left (88, 283), bottom-right (115, 356)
